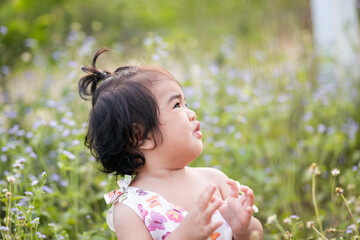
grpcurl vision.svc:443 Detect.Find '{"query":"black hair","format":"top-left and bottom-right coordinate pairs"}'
top-left (78, 49), bottom-right (168, 176)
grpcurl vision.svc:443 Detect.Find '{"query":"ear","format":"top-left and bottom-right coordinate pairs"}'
top-left (139, 135), bottom-right (155, 150)
top-left (132, 124), bottom-right (155, 150)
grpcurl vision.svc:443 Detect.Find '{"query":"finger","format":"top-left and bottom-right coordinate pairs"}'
top-left (245, 189), bottom-right (255, 207)
top-left (246, 206), bottom-right (253, 215)
top-left (197, 184), bottom-right (217, 210)
top-left (244, 206), bottom-right (253, 220)
top-left (207, 220), bottom-right (223, 235)
top-left (238, 192), bottom-right (247, 206)
top-left (226, 179), bottom-right (239, 198)
top-left (239, 185), bottom-right (251, 194)
top-left (203, 198), bottom-right (223, 220)
top-left (211, 195), bottom-right (223, 202)
top-left (218, 201), bottom-right (227, 215)
top-left (239, 206), bottom-right (253, 223)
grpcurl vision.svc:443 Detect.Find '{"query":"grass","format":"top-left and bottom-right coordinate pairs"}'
top-left (0, 29), bottom-right (359, 239)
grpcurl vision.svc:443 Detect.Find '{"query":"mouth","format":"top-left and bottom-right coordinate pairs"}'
top-left (194, 121), bottom-right (202, 138)
top-left (195, 122), bottom-right (200, 132)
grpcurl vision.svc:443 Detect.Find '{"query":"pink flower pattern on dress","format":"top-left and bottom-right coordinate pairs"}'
top-left (136, 189), bottom-right (148, 196)
top-left (138, 204), bottom-right (148, 220)
top-left (165, 203), bottom-right (185, 223)
top-left (148, 211), bottom-right (168, 232)
top-left (105, 175), bottom-right (233, 240)
top-left (161, 231), bottom-right (171, 239)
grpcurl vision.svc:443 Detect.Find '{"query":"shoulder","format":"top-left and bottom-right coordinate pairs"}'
top-left (113, 203), bottom-right (152, 239)
top-left (193, 167), bottom-right (229, 181)
top-left (189, 167), bottom-right (231, 199)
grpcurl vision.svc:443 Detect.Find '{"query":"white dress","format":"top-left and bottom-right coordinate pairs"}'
top-left (104, 175), bottom-right (233, 240)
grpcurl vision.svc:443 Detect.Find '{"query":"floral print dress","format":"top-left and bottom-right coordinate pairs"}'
top-left (105, 175), bottom-right (233, 240)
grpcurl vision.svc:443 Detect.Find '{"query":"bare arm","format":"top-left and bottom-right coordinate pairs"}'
top-left (233, 217), bottom-right (263, 240)
top-left (113, 203), bottom-right (153, 240)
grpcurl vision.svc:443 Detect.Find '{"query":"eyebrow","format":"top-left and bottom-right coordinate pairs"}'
top-left (167, 94), bottom-right (186, 104)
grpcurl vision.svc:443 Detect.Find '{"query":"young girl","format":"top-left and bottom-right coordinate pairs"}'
top-left (79, 49), bottom-right (263, 240)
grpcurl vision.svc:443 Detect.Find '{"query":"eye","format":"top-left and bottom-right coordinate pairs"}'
top-left (174, 102), bottom-right (181, 108)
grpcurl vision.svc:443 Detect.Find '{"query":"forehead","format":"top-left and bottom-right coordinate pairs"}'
top-left (152, 79), bottom-right (183, 101)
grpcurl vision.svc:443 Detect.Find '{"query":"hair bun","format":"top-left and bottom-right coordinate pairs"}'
top-left (78, 49), bottom-right (111, 100)
top-left (80, 65), bottom-right (109, 82)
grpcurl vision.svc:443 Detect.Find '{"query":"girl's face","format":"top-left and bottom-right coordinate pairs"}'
top-left (152, 78), bottom-right (203, 166)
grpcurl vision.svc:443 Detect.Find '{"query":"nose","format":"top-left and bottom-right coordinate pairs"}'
top-left (187, 108), bottom-right (196, 121)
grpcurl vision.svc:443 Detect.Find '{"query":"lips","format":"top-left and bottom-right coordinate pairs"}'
top-left (195, 121), bottom-right (200, 131)
top-left (194, 121), bottom-right (202, 138)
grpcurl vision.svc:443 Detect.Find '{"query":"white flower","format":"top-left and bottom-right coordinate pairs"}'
top-left (7, 176), bottom-right (16, 183)
top-left (308, 163), bottom-right (321, 175)
top-left (331, 168), bottom-right (340, 176)
top-left (283, 217), bottom-right (291, 224)
top-left (266, 214), bottom-right (277, 224)
top-left (13, 163), bottom-right (22, 169)
top-left (17, 157), bottom-right (26, 164)
top-left (306, 221), bottom-right (315, 228)
top-left (63, 150), bottom-right (75, 160)
top-left (31, 180), bottom-right (39, 186)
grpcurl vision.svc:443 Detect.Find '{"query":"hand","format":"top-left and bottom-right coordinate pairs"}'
top-left (169, 184), bottom-right (223, 240)
top-left (219, 179), bottom-right (255, 237)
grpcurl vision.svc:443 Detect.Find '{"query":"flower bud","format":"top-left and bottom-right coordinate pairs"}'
top-left (308, 163), bottom-right (320, 175)
top-left (306, 221), bottom-right (315, 228)
top-left (335, 187), bottom-right (344, 196)
top-left (5, 191), bottom-right (12, 198)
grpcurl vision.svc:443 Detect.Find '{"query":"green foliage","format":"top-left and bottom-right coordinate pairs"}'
top-left (0, 0), bottom-right (308, 68)
top-left (0, 1), bottom-right (359, 239)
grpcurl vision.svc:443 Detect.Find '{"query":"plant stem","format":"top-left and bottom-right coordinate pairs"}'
top-left (6, 183), bottom-right (12, 230)
top-left (312, 226), bottom-right (328, 240)
top-left (275, 220), bottom-right (287, 235)
top-left (25, 179), bottom-right (46, 220)
top-left (330, 177), bottom-right (336, 225)
top-left (341, 194), bottom-right (359, 236)
top-left (312, 174), bottom-right (324, 235)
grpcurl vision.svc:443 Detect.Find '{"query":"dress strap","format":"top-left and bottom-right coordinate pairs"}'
top-left (104, 175), bottom-right (133, 204)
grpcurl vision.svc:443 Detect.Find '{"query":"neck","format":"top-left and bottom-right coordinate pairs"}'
top-left (138, 147), bottom-right (192, 174)
top-left (135, 162), bottom-right (187, 179)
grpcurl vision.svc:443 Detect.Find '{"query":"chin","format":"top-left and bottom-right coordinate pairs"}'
top-left (191, 145), bottom-right (203, 160)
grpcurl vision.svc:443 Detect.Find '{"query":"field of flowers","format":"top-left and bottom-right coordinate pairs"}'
top-left (1, 6), bottom-right (360, 240)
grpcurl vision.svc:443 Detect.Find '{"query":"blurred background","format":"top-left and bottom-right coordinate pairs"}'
top-left (0, 0), bottom-right (359, 239)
